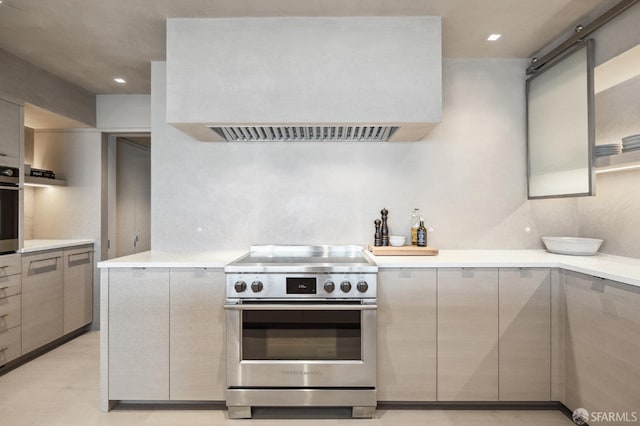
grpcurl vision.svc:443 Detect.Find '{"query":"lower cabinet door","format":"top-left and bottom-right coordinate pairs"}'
top-left (437, 268), bottom-right (499, 401)
top-left (499, 268), bottom-right (551, 401)
top-left (21, 251), bottom-right (64, 354)
top-left (63, 246), bottom-right (94, 333)
top-left (169, 269), bottom-right (226, 400)
top-left (564, 271), bottom-right (640, 418)
top-left (108, 268), bottom-right (169, 400)
top-left (377, 269), bottom-right (436, 401)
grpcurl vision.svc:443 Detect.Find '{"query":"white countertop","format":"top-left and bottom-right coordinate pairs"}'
top-left (21, 239), bottom-right (95, 253)
top-left (369, 249), bottom-right (640, 288)
top-left (97, 250), bottom-right (248, 269)
top-left (97, 248), bottom-right (640, 288)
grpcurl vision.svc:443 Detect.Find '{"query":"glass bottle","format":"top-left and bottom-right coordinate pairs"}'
top-left (411, 208), bottom-right (421, 246)
top-left (417, 218), bottom-right (427, 247)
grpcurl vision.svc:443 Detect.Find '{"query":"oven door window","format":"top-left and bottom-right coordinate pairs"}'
top-left (242, 309), bottom-right (361, 361)
top-left (0, 188), bottom-right (18, 240)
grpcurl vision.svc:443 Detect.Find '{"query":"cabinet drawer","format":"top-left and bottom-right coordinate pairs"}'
top-left (0, 326), bottom-right (21, 365)
top-left (23, 249), bottom-right (63, 274)
top-left (0, 273), bottom-right (21, 299)
top-left (64, 245), bottom-right (93, 259)
top-left (0, 294), bottom-right (21, 332)
top-left (0, 253), bottom-right (22, 277)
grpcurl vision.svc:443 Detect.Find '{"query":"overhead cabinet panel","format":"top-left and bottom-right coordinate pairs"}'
top-left (0, 99), bottom-right (22, 168)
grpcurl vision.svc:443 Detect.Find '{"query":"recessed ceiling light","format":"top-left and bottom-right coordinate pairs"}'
top-left (487, 34), bottom-right (502, 41)
top-left (114, 77), bottom-right (126, 84)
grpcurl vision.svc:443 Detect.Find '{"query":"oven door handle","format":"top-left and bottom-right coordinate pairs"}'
top-left (224, 303), bottom-right (377, 311)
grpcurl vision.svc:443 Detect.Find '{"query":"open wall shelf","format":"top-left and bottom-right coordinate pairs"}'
top-left (24, 175), bottom-right (67, 187)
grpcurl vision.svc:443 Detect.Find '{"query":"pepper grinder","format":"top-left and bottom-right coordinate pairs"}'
top-left (380, 208), bottom-right (389, 246)
top-left (374, 219), bottom-right (382, 246)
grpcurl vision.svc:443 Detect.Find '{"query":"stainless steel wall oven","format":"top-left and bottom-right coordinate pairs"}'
top-left (224, 246), bottom-right (378, 419)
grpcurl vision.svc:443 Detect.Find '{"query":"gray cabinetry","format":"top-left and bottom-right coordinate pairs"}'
top-left (563, 270), bottom-right (640, 419)
top-left (63, 245), bottom-right (94, 333)
top-left (0, 98), bottom-right (21, 168)
top-left (21, 250), bottom-right (63, 354)
top-left (499, 268), bottom-right (551, 401)
top-left (169, 268), bottom-right (226, 400)
top-left (437, 268), bottom-right (499, 401)
top-left (377, 269), bottom-right (436, 401)
top-left (0, 253), bottom-right (22, 365)
top-left (104, 266), bottom-right (226, 405)
top-left (108, 268), bottom-right (170, 400)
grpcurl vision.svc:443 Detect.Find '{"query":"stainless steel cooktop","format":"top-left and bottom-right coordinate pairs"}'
top-left (225, 245), bottom-right (378, 273)
top-left (225, 245), bottom-right (377, 300)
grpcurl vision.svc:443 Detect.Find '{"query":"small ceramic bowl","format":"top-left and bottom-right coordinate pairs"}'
top-left (389, 235), bottom-right (406, 247)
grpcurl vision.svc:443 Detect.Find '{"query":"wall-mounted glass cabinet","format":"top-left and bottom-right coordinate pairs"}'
top-left (526, 39), bottom-right (595, 199)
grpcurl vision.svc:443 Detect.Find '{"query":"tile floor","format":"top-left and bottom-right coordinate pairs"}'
top-left (0, 331), bottom-right (575, 425)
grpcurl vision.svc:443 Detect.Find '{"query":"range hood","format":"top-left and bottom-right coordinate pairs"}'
top-left (166, 17), bottom-right (442, 142)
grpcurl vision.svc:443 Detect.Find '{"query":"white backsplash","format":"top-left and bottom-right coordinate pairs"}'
top-left (151, 58), bottom-right (579, 252)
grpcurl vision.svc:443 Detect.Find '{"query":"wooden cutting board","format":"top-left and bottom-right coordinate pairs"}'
top-left (368, 245), bottom-right (439, 256)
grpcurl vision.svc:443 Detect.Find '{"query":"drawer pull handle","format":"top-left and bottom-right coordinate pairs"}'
top-left (0, 347), bottom-right (7, 352)
top-left (0, 286), bottom-right (8, 291)
top-left (29, 256), bottom-right (61, 265)
top-left (0, 153), bottom-right (7, 157)
top-left (68, 252), bottom-right (91, 260)
top-left (0, 314), bottom-right (7, 319)
top-left (0, 265), bottom-right (8, 269)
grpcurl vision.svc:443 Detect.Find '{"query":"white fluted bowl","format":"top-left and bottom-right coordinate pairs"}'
top-left (541, 237), bottom-right (603, 256)
top-left (389, 235), bottom-right (406, 247)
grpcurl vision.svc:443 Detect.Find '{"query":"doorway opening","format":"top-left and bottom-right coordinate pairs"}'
top-left (106, 133), bottom-right (151, 259)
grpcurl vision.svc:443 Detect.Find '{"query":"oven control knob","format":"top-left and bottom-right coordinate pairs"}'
top-left (251, 281), bottom-right (264, 293)
top-left (234, 281), bottom-right (247, 293)
top-left (324, 281), bottom-right (335, 293)
top-left (340, 281), bottom-right (352, 293)
top-left (357, 281), bottom-right (369, 293)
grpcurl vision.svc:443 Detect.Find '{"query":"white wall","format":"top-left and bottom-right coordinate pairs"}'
top-left (151, 59), bottom-right (576, 252)
top-left (96, 94), bottom-right (151, 130)
top-left (31, 130), bottom-right (105, 327)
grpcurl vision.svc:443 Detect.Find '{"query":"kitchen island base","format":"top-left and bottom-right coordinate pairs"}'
top-left (226, 388), bottom-right (377, 419)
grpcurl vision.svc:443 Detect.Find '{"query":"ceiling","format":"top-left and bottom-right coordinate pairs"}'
top-left (0, 0), bottom-right (619, 94)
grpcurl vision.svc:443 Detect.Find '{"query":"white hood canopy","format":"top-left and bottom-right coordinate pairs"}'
top-left (166, 16), bottom-right (442, 142)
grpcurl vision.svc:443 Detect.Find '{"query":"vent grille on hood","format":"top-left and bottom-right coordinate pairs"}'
top-left (211, 126), bottom-right (398, 142)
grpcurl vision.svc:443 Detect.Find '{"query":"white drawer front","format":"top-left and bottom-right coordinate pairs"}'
top-left (0, 294), bottom-right (21, 332)
top-left (0, 273), bottom-right (21, 299)
top-left (0, 326), bottom-right (21, 365)
top-left (0, 253), bottom-right (22, 277)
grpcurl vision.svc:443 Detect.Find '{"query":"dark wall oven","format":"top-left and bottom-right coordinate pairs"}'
top-left (0, 166), bottom-right (19, 254)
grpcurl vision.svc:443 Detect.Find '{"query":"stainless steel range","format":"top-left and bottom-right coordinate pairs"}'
top-left (224, 245), bottom-right (378, 419)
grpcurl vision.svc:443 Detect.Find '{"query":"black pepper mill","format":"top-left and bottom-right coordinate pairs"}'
top-left (380, 208), bottom-right (389, 246)
top-left (374, 219), bottom-right (382, 246)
